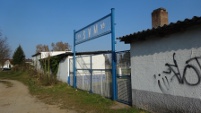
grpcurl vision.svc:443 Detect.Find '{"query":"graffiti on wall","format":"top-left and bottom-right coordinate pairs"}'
top-left (154, 53), bottom-right (201, 92)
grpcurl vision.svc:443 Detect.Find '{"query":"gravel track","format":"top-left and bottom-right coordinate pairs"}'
top-left (0, 80), bottom-right (76, 113)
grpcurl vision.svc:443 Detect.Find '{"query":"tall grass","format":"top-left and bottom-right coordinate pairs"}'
top-left (0, 67), bottom-right (148, 113)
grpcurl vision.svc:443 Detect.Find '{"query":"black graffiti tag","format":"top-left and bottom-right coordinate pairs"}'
top-left (153, 74), bottom-right (170, 92)
top-left (154, 53), bottom-right (201, 92)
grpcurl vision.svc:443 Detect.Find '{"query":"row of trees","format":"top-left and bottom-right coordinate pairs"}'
top-left (1, 31), bottom-right (70, 74)
top-left (0, 32), bottom-right (26, 68)
top-left (36, 41), bottom-right (71, 53)
top-left (1, 31), bottom-right (69, 85)
top-left (11, 41), bottom-right (70, 67)
top-left (1, 31), bottom-right (70, 60)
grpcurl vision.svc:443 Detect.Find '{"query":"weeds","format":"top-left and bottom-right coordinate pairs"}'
top-left (0, 68), bottom-right (149, 113)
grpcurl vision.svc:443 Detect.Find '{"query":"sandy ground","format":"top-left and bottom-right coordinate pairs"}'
top-left (0, 80), bottom-right (77, 113)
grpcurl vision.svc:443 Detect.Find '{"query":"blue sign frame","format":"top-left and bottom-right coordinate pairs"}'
top-left (75, 14), bottom-right (111, 45)
top-left (73, 8), bottom-right (117, 100)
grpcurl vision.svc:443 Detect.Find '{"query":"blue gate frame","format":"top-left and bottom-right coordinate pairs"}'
top-left (72, 8), bottom-right (117, 100)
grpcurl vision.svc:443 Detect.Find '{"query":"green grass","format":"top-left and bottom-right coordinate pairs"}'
top-left (0, 71), bottom-right (29, 82)
top-left (0, 70), bottom-right (149, 113)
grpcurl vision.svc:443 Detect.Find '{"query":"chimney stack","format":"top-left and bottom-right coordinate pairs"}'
top-left (152, 8), bottom-right (168, 28)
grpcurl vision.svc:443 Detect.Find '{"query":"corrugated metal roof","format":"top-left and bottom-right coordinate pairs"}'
top-left (118, 16), bottom-right (201, 44)
top-left (32, 51), bottom-right (72, 57)
top-left (56, 50), bottom-right (112, 58)
top-left (32, 52), bottom-right (41, 57)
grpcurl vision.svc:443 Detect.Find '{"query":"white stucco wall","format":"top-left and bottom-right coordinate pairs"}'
top-left (92, 54), bottom-right (106, 70)
top-left (32, 54), bottom-right (42, 71)
top-left (57, 57), bottom-right (69, 83)
top-left (130, 26), bottom-right (201, 112)
top-left (32, 51), bottom-right (71, 72)
top-left (56, 54), bottom-right (106, 83)
top-left (1, 60), bottom-right (13, 69)
top-left (76, 54), bottom-right (106, 75)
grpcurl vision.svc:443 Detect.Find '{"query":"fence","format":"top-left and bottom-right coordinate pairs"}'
top-left (68, 50), bottom-right (131, 102)
top-left (116, 50), bottom-right (132, 105)
top-left (69, 53), bottom-right (112, 98)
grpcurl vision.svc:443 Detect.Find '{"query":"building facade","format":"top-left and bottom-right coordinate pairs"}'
top-left (0, 59), bottom-right (13, 70)
top-left (119, 8), bottom-right (201, 113)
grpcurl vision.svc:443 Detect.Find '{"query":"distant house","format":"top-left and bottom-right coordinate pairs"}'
top-left (25, 59), bottom-right (33, 65)
top-left (119, 8), bottom-right (201, 113)
top-left (0, 59), bottom-right (13, 70)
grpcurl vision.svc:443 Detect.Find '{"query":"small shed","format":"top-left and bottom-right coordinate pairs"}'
top-left (32, 51), bottom-right (71, 72)
top-left (56, 50), bottom-right (111, 84)
top-left (1, 59), bottom-right (13, 70)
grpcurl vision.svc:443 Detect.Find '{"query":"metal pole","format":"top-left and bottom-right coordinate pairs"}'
top-left (67, 57), bottom-right (70, 84)
top-left (111, 8), bottom-right (117, 100)
top-left (90, 55), bottom-right (92, 93)
top-left (73, 30), bottom-right (77, 88)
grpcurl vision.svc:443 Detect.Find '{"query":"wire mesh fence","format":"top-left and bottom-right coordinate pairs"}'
top-left (69, 53), bottom-right (112, 98)
top-left (69, 50), bottom-right (131, 103)
top-left (116, 50), bottom-right (132, 105)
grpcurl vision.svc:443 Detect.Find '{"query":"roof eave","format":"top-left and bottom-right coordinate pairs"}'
top-left (118, 16), bottom-right (201, 44)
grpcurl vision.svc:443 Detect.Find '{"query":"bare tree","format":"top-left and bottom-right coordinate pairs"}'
top-left (35, 41), bottom-right (71, 53)
top-left (36, 44), bottom-right (49, 53)
top-left (0, 33), bottom-right (11, 67)
top-left (51, 41), bottom-right (71, 51)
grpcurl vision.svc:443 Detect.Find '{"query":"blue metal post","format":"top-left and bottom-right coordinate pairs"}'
top-left (111, 8), bottom-right (117, 100)
top-left (73, 30), bottom-right (77, 88)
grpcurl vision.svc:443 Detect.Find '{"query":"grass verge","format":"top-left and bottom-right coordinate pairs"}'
top-left (0, 70), bottom-right (148, 113)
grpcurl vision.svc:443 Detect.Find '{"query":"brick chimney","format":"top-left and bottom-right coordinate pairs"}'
top-left (152, 8), bottom-right (168, 28)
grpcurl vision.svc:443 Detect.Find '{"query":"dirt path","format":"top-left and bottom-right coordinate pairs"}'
top-left (0, 80), bottom-right (76, 113)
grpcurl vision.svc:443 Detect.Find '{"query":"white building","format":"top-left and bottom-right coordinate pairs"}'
top-left (119, 8), bottom-right (201, 113)
top-left (32, 51), bottom-right (72, 71)
top-left (0, 59), bottom-right (13, 70)
top-left (56, 51), bottom-right (110, 83)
